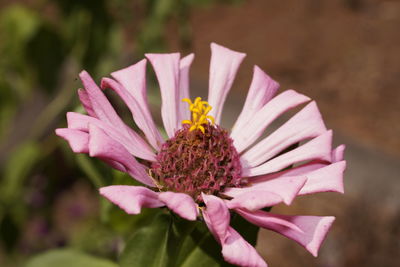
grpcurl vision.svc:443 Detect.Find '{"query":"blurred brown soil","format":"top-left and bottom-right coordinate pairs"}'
top-left (168, 0), bottom-right (400, 159)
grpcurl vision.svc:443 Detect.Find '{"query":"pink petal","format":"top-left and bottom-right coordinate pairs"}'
top-left (299, 161), bottom-right (346, 195)
top-left (88, 124), bottom-right (155, 187)
top-left (236, 209), bottom-right (303, 233)
top-left (55, 128), bottom-right (89, 153)
top-left (244, 130), bottom-right (333, 177)
top-left (202, 194), bottom-right (267, 266)
top-left (99, 186), bottom-right (164, 214)
top-left (79, 71), bottom-right (127, 129)
top-left (101, 77), bottom-right (163, 151)
top-left (56, 127), bottom-right (127, 172)
top-left (231, 66), bottom-right (279, 136)
top-left (241, 101), bottom-right (327, 168)
top-left (111, 59), bottom-right (148, 106)
top-left (226, 191), bottom-right (283, 211)
top-left (207, 43), bottom-right (246, 124)
top-left (232, 90), bottom-right (310, 153)
top-left (79, 71), bottom-right (155, 160)
top-left (67, 112), bottom-right (155, 161)
top-left (178, 54), bottom-right (194, 123)
top-left (146, 53), bottom-right (181, 138)
top-left (239, 210), bottom-right (335, 257)
top-left (77, 89), bottom-right (96, 117)
top-left (202, 193), bottom-right (230, 243)
top-left (158, 192), bottom-right (198, 221)
top-left (224, 175), bottom-right (307, 205)
top-left (221, 227), bottom-right (267, 267)
top-left (110, 59), bottom-right (164, 150)
top-left (332, 144), bottom-right (346, 162)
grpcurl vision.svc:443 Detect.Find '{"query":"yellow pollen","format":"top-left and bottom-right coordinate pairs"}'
top-left (181, 97), bottom-right (215, 133)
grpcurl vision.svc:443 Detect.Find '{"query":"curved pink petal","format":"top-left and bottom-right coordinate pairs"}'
top-left (236, 209), bottom-right (303, 233)
top-left (244, 130), bottom-right (333, 177)
top-left (222, 227), bottom-right (267, 267)
top-left (299, 161), bottom-right (346, 195)
top-left (241, 101), bottom-right (327, 168)
top-left (332, 144), bottom-right (346, 162)
top-left (77, 89), bottom-right (96, 117)
top-left (248, 161), bottom-right (346, 196)
top-left (79, 71), bottom-right (128, 130)
top-left (231, 65), bottom-right (279, 136)
top-left (55, 128), bottom-right (89, 153)
top-left (67, 112), bottom-right (155, 161)
top-left (202, 194), bottom-right (267, 266)
top-left (101, 77), bottom-right (163, 151)
top-left (146, 53), bottom-right (181, 138)
top-left (225, 175), bottom-right (307, 205)
top-left (202, 193), bottom-right (230, 243)
top-left (207, 43), bottom-right (246, 124)
top-left (232, 90), bottom-right (310, 153)
top-left (55, 127), bottom-right (127, 172)
top-left (111, 59), bottom-right (148, 105)
top-left (226, 191), bottom-right (283, 211)
top-left (110, 59), bottom-right (164, 150)
top-left (88, 124), bottom-right (155, 187)
top-left (79, 71), bottom-right (155, 159)
top-left (158, 192), bottom-right (198, 221)
top-left (239, 210), bottom-right (335, 257)
top-left (99, 185), bottom-right (164, 214)
top-left (178, 53), bottom-right (194, 123)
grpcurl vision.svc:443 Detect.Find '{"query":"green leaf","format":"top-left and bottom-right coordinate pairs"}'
top-left (120, 212), bottom-right (199, 267)
top-left (119, 212), bottom-right (171, 267)
top-left (25, 249), bottom-right (118, 267)
top-left (176, 213), bottom-right (260, 267)
top-left (119, 211), bottom-right (259, 267)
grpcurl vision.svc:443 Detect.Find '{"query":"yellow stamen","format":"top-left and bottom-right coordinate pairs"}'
top-left (181, 97), bottom-right (215, 133)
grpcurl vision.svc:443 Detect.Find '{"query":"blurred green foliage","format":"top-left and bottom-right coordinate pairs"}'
top-left (0, 0), bottom-right (243, 266)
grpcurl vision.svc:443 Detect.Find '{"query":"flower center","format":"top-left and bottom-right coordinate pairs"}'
top-left (150, 98), bottom-right (243, 201)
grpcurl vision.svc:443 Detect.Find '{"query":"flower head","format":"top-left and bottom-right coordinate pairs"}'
top-left (56, 43), bottom-right (346, 267)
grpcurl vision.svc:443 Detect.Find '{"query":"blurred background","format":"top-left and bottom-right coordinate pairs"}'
top-left (0, 0), bottom-right (399, 266)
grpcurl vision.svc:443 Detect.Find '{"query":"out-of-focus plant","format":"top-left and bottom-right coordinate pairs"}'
top-left (0, 0), bottom-right (241, 266)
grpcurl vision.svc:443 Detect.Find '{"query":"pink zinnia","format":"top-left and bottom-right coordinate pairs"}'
top-left (56, 43), bottom-right (346, 267)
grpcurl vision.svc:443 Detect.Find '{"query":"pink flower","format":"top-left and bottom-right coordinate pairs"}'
top-left (56, 43), bottom-right (346, 267)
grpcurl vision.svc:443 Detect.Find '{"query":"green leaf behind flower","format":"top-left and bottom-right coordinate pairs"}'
top-left (120, 211), bottom-right (260, 267)
top-left (25, 249), bottom-right (118, 267)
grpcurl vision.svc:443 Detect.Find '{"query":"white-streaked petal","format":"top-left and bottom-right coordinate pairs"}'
top-left (178, 54), bottom-right (195, 123)
top-left (248, 160), bottom-right (346, 196)
top-left (238, 210), bottom-right (335, 257)
top-left (231, 65), bottom-right (279, 135)
top-left (101, 77), bottom-right (163, 150)
top-left (110, 59), bottom-right (164, 150)
top-left (243, 130), bottom-right (333, 177)
top-left (299, 161), bottom-right (346, 195)
top-left (241, 101), bottom-right (327, 168)
top-left (224, 175), bottom-right (307, 205)
top-left (146, 53), bottom-right (181, 138)
top-left (207, 43), bottom-right (246, 124)
top-left (232, 90), bottom-right (310, 153)
top-left (236, 209), bottom-right (303, 233)
top-left (88, 124), bottom-right (155, 187)
top-left (226, 191), bottom-right (283, 211)
top-left (67, 112), bottom-right (155, 161)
